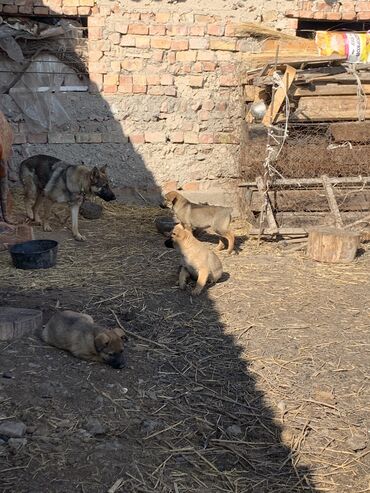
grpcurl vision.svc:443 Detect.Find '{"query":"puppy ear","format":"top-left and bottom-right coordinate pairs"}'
top-left (99, 164), bottom-right (107, 173)
top-left (94, 332), bottom-right (110, 352)
top-left (91, 166), bottom-right (99, 179)
top-left (112, 327), bottom-right (125, 340)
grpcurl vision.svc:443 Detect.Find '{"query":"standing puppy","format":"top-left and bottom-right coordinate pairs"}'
top-left (171, 224), bottom-right (223, 295)
top-left (40, 311), bottom-right (125, 369)
top-left (20, 154), bottom-right (116, 241)
top-left (164, 191), bottom-right (235, 254)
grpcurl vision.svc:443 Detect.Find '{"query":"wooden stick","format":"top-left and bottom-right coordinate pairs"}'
top-left (321, 175), bottom-right (344, 228)
top-left (239, 176), bottom-right (370, 188)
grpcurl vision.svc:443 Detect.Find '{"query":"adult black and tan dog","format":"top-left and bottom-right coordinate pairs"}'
top-left (20, 154), bottom-right (115, 241)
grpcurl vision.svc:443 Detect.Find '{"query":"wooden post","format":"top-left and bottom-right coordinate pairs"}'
top-left (307, 227), bottom-right (360, 263)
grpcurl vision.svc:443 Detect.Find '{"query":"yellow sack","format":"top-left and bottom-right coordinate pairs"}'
top-left (315, 31), bottom-right (370, 63)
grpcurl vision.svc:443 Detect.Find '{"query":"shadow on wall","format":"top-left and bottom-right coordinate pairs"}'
top-left (0, 2), bottom-right (318, 492)
top-left (0, 7), bottom-right (160, 205)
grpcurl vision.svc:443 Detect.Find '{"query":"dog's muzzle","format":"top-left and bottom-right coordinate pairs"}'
top-left (95, 186), bottom-right (116, 202)
top-left (108, 354), bottom-right (125, 369)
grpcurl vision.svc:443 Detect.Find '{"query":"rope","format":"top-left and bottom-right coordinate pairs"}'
top-left (346, 63), bottom-right (367, 122)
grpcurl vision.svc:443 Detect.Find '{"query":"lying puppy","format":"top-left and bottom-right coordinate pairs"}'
top-left (40, 311), bottom-right (125, 369)
top-left (171, 224), bottom-right (223, 295)
top-left (164, 191), bottom-right (235, 254)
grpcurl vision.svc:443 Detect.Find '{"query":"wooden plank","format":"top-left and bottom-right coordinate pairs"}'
top-left (291, 95), bottom-right (370, 121)
top-left (262, 65), bottom-right (296, 125)
top-left (321, 175), bottom-right (344, 228)
top-left (248, 189), bottom-right (370, 213)
top-left (329, 122), bottom-right (370, 142)
top-left (244, 85), bottom-right (256, 101)
top-left (239, 176), bottom-right (370, 188)
top-left (294, 84), bottom-right (370, 97)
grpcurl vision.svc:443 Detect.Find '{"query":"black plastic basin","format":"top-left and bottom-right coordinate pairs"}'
top-left (9, 240), bottom-right (58, 270)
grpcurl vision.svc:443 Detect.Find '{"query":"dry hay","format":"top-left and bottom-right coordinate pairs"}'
top-left (0, 195), bottom-right (369, 493)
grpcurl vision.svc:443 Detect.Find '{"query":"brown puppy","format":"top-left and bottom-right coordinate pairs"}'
top-left (40, 311), bottom-right (125, 369)
top-left (164, 191), bottom-right (235, 254)
top-left (171, 223), bottom-right (223, 295)
top-left (20, 154), bottom-right (115, 241)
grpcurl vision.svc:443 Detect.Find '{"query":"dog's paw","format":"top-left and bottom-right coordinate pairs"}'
top-left (191, 288), bottom-right (202, 296)
top-left (74, 233), bottom-right (86, 242)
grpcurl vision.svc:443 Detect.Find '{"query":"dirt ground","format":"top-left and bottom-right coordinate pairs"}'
top-left (0, 200), bottom-right (369, 493)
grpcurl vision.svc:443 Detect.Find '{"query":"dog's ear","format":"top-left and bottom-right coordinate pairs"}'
top-left (99, 164), bottom-right (107, 173)
top-left (94, 332), bottom-right (110, 352)
top-left (112, 327), bottom-right (125, 340)
top-left (91, 166), bottom-right (99, 179)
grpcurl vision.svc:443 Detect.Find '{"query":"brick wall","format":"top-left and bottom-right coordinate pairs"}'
top-left (0, 0), bottom-right (94, 16)
top-left (288, 0), bottom-right (370, 21)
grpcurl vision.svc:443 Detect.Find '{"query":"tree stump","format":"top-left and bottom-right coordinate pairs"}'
top-left (0, 307), bottom-right (42, 341)
top-left (307, 227), bottom-right (360, 263)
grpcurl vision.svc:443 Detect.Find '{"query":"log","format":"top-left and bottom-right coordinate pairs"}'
top-left (0, 307), bottom-right (42, 341)
top-left (307, 227), bottom-right (360, 263)
top-left (321, 175), bottom-right (343, 228)
top-left (294, 84), bottom-right (370, 97)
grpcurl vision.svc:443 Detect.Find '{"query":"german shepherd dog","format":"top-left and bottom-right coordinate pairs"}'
top-left (163, 191), bottom-right (235, 254)
top-left (20, 154), bottom-right (116, 241)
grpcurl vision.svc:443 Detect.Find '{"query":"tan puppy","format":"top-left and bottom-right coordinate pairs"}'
top-left (171, 224), bottom-right (223, 295)
top-left (40, 311), bottom-right (125, 369)
top-left (164, 191), bottom-right (235, 254)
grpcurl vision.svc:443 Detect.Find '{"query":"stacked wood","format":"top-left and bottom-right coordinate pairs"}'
top-left (244, 59), bottom-right (370, 125)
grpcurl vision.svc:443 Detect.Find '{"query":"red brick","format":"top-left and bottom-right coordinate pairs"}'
top-left (104, 73), bottom-right (118, 85)
top-left (171, 39), bottom-right (189, 51)
top-left (197, 50), bottom-right (216, 61)
top-left (147, 86), bottom-right (165, 95)
top-left (136, 36), bottom-right (151, 49)
top-left (129, 134), bottom-right (145, 144)
top-left (207, 24), bottom-right (225, 36)
top-left (164, 86), bottom-right (177, 97)
top-left (149, 24), bottom-right (166, 35)
top-left (118, 84), bottom-right (133, 93)
top-left (341, 11), bottom-right (357, 19)
top-left (203, 61), bottom-right (217, 72)
top-left (160, 74), bottom-right (173, 85)
top-left (192, 62), bottom-right (203, 73)
top-left (156, 12), bottom-right (171, 23)
top-left (176, 51), bottom-right (197, 62)
top-left (188, 75), bottom-right (204, 87)
top-left (128, 24), bottom-right (149, 35)
top-left (194, 14), bottom-right (213, 23)
top-left (152, 50), bottom-right (164, 62)
top-left (189, 25), bottom-right (205, 36)
top-left (210, 38), bottom-right (236, 51)
top-left (145, 132), bottom-right (166, 143)
top-left (116, 24), bottom-right (128, 34)
top-left (109, 32), bottom-right (121, 45)
top-left (103, 85), bottom-right (118, 94)
top-left (133, 74), bottom-right (147, 86)
top-left (151, 37), bottom-right (171, 49)
top-left (203, 100), bottom-right (215, 111)
top-left (182, 182), bottom-right (200, 191)
top-left (89, 50), bottom-right (103, 62)
top-left (356, 1), bottom-right (370, 11)
top-left (122, 59), bottom-right (143, 71)
top-left (220, 75), bottom-right (238, 86)
top-left (78, 6), bottom-right (91, 15)
top-left (182, 121), bottom-right (193, 131)
top-left (3, 5), bottom-right (18, 13)
top-left (88, 16), bottom-right (105, 27)
top-left (216, 102), bottom-right (228, 111)
top-left (133, 84), bottom-right (147, 94)
top-left (189, 38), bottom-right (209, 50)
top-left (199, 133), bottom-right (214, 144)
top-left (184, 132), bottom-right (199, 144)
top-left (146, 74), bottom-right (160, 85)
top-left (140, 12), bottom-right (155, 22)
top-left (198, 110), bottom-right (209, 121)
top-left (89, 27), bottom-right (103, 40)
top-left (326, 11), bottom-right (341, 19)
top-left (19, 5), bottom-right (33, 13)
top-left (170, 132), bottom-right (184, 143)
top-left (220, 63), bottom-right (236, 74)
top-left (120, 36), bottom-right (136, 47)
top-left (62, 6), bottom-right (77, 15)
top-left (167, 25), bottom-right (188, 36)
top-left (163, 180), bottom-right (179, 193)
top-left (89, 73), bottom-right (103, 91)
top-left (28, 133), bottom-right (48, 144)
top-left (357, 11), bottom-right (370, 18)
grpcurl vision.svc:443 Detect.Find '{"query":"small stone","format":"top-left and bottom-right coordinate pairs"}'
top-left (85, 418), bottom-right (106, 436)
top-left (0, 438), bottom-right (6, 445)
top-left (0, 421), bottom-right (26, 438)
top-left (8, 438), bottom-right (27, 452)
top-left (226, 425), bottom-right (242, 436)
top-left (346, 434), bottom-right (367, 452)
top-left (141, 419), bottom-right (160, 434)
top-left (2, 372), bottom-right (13, 379)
